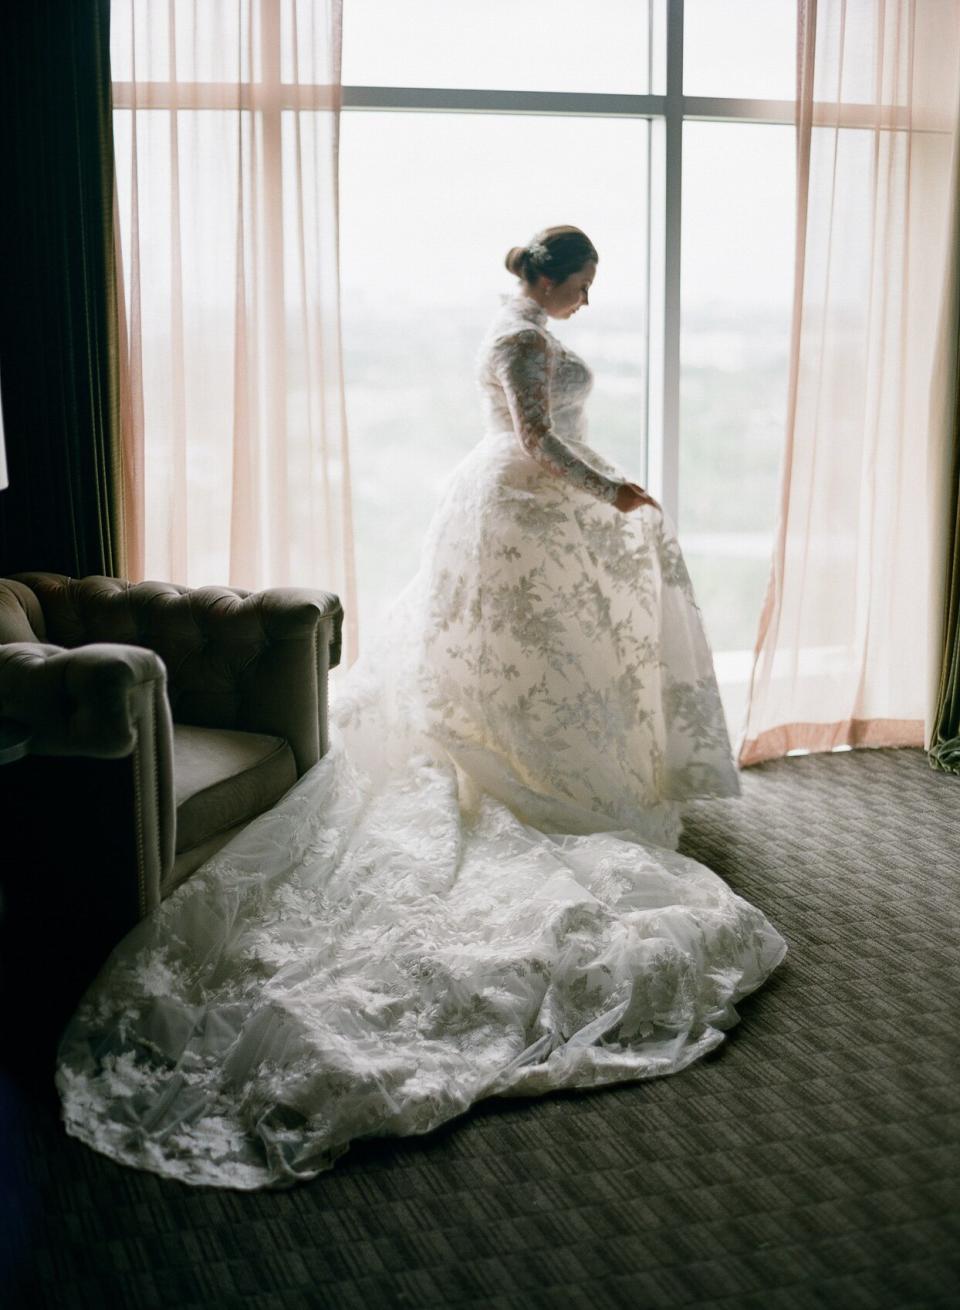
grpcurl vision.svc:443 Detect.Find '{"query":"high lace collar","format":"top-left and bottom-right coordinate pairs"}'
top-left (501, 288), bottom-right (548, 327)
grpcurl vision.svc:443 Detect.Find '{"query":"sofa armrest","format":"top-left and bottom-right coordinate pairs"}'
top-left (0, 640), bottom-right (167, 756)
top-left (0, 641), bottom-right (175, 914)
top-left (196, 586), bottom-right (343, 774)
top-left (12, 574), bottom-right (343, 776)
top-left (0, 579), bottom-right (45, 643)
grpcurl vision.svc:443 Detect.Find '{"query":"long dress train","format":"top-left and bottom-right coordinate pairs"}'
top-left (56, 290), bottom-right (786, 1189)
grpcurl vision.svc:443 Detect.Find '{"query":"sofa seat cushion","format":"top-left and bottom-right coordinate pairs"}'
top-left (173, 723), bottom-right (296, 854)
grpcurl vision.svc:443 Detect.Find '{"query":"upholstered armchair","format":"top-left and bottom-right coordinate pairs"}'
top-left (0, 572), bottom-right (342, 1053)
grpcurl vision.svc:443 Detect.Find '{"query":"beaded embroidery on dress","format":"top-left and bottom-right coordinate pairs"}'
top-left (56, 288), bottom-right (785, 1189)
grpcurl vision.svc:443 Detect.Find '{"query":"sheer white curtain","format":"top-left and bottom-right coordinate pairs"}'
top-left (112, 0), bottom-right (357, 661)
top-left (740, 0), bottom-right (960, 765)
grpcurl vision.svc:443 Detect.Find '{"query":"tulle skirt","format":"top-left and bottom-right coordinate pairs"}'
top-left (56, 431), bottom-right (785, 1189)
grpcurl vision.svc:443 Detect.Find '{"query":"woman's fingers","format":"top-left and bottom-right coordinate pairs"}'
top-left (614, 482), bottom-right (663, 513)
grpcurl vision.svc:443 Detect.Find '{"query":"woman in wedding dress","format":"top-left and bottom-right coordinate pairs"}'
top-left (57, 226), bottom-right (786, 1190)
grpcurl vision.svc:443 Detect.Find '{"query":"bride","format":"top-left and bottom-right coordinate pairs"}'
top-left (57, 225), bottom-right (786, 1190)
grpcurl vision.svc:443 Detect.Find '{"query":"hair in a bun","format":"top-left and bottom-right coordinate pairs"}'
top-left (504, 246), bottom-right (527, 277)
top-left (504, 226), bottom-right (598, 286)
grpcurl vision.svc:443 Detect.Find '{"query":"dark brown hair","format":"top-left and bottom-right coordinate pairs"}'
top-left (504, 226), bottom-right (599, 285)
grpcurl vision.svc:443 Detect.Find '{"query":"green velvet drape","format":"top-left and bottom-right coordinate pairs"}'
top-left (0, 0), bottom-right (123, 579)
top-left (929, 379), bottom-right (960, 773)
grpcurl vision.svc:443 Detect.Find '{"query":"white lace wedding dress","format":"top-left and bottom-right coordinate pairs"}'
top-left (57, 290), bottom-right (786, 1190)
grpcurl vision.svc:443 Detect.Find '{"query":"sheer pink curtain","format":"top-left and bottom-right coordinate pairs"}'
top-left (740, 0), bottom-right (960, 766)
top-left (111, 0), bottom-right (357, 662)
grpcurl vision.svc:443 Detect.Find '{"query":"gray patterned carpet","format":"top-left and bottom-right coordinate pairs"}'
top-left (4, 747), bottom-right (959, 1309)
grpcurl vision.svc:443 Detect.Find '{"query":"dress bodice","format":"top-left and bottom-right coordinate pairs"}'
top-left (475, 290), bottom-right (621, 504)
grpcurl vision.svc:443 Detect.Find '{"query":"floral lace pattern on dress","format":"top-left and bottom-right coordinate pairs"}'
top-left (490, 323), bottom-right (620, 504)
top-left (55, 287), bottom-right (785, 1191)
top-left (57, 740), bottom-right (785, 1190)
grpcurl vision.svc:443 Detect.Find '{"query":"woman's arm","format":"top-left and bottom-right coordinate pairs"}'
top-left (492, 329), bottom-right (622, 505)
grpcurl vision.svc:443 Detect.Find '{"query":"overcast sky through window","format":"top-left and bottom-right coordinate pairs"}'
top-left (340, 1), bottom-right (796, 315)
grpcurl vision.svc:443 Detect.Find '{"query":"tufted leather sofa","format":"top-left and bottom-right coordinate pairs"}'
top-left (0, 573), bottom-right (343, 926)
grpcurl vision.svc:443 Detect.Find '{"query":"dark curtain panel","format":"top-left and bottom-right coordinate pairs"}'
top-left (0, 1), bottom-right (122, 579)
top-left (929, 124), bottom-right (960, 775)
top-left (930, 390), bottom-right (960, 773)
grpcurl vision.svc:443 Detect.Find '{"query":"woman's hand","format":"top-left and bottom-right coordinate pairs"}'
top-left (614, 482), bottom-right (661, 513)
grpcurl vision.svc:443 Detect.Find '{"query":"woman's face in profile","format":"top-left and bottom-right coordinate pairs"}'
top-left (543, 260), bottom-right (597, 319)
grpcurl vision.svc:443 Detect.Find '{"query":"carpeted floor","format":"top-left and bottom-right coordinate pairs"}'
top-left (4, 747), bottom-right (959, 1309)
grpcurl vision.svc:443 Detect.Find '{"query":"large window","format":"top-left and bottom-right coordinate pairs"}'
top-left (341, 0), bottom-right (797, 731)
top-left (111, 0), bottom-right (797, 732)
top-left (339, 110), bottom-right (652, 634)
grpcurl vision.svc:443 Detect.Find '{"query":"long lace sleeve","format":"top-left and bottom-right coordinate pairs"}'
top-left (492, 329), bottom-right (621, 504)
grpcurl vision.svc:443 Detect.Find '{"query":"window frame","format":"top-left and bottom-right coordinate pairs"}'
top-left (112, 0), bottom-right (919, 523)
top-left (338, 0), bottom-right (798, 521)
